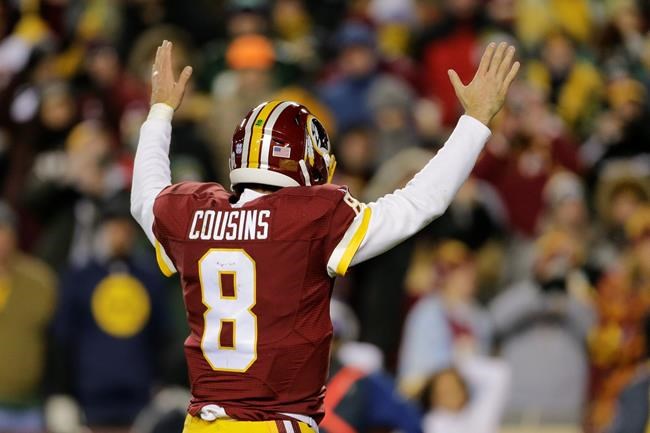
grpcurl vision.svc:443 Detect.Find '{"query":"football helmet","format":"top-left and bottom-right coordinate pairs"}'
top-left (230, 100), bottom-right (336, 188)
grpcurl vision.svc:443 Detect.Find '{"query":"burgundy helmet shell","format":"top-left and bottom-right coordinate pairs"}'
top-left (230, 101), bottom-right (336, 188)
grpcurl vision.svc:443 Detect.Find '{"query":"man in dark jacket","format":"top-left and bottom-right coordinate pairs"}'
top-left (322, 299), bottom-right (422, 433)
top-left (52, 193), bottom-right (169, 433)
top-left (609, 314), bottom-right (650, 433)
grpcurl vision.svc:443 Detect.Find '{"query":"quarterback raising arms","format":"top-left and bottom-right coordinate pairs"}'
top-left (131, 40), bottom-right (519, 433)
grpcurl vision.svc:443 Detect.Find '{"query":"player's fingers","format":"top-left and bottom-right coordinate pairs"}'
top-left (502, 61), bottom-right (521, 92)
top-left (496, 45), bottom-right (516, 81)
top-left (448, 69), bottom-right (465, 97)
top-left (489, 42), bottom-right (507, 75)
top-left (154, 45), bottom-right (162, 70)
top-left (156, 44), bottom-right (166, 77)
top-left (176, 66), bottom-right (193, 93)
top-left (477, 42), bottom-right (496, 76)
top-left (163, 40), bottom-right (173, 77)
top-left (152, 46), bottom-right (162, 80)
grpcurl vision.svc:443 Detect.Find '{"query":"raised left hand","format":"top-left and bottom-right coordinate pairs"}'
top-left (150, 40), bottom-right (193, 110)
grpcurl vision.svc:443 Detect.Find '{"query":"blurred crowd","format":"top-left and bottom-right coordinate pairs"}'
top-left (0, 0), bottom-right (650, 433)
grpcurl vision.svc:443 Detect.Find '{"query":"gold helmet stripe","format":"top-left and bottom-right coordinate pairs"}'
top-left (247, 100), bottom-right (283, 169)
top-left (259, 101), bottom-right (294, 169)
top-left (241, 102), bottom-right (266, 168)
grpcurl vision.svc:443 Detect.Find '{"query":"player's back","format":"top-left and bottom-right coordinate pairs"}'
top-left (152, 181), bottom-right (360, 422)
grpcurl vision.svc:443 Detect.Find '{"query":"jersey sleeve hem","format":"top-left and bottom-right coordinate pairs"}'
top-left (155, 239), bottom-right (177, 277)
top-left (327, 206), bottom-right (372, 277)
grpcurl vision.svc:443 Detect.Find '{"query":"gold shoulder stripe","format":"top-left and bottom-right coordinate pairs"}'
top-left (155, 240), bottom-right (174, 277)
top-left (336, 207), bottom-right (372, 276)
top-left (247, 101), bottom-right (283, 169)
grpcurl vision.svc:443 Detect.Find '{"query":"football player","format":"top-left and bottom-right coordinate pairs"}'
top-left (131, 40), bottom-right (519, 433)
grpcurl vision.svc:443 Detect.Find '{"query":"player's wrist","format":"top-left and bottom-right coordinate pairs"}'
top-left (463, 109), bottom-right (491, 127)
top-left (148, 103), bottom-right (175, 122)
top-left (459, 113), bottom-right (493, 138)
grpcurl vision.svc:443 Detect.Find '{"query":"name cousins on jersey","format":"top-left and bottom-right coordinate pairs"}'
top-left (188, 209), bottom-right (271, 241)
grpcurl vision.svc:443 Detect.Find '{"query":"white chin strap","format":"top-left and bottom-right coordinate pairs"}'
top-left (298, 160), bottom-right (312, 186)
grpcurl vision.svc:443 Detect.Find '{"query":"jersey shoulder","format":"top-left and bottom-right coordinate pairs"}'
top-left (155, 181), bottom-right (232, 214)
top-left (156, 181), bottom-right (231, 202)
top-left (154, 182), bottom-right (232, 241)
top-left (271, 184), bottom-right (363, 218)
top-left (274, 183), bottom-right (357, 205)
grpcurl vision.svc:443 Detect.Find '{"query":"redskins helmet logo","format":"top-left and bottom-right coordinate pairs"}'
top-left (307, 116), bottom-right (330, 156)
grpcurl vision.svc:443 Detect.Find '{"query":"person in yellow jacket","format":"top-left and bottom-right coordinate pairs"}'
top-left (0, 201), bottom-right (57, 433)
top-left (527, 32), bottom-right (604, 133)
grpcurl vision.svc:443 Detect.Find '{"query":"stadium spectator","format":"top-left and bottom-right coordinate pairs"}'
top-left (539, 171), bottom-right (598, 276)
top-left (52, 193), bottom-right (169, 433)
top-left (514, 0), bottom-right (593, 49)
top-left (77, 42), bottom-right (148, 130)
top-left (490, 229), bottom-right (595, 425)
top-left (420, 356), bottom-right (510, 433)
top-left (271, 0), bottom-right (319, 71)
top-left (588, 205), bottom-right (650, 432)
top-left (541, 171), bottom-right (589, 234)
top-left (23, 121), bottom-right (127, 270)
top-left (581, 77), bottom-right (650, 190)
top-left (207, 34), bottom-right (278, 184)
top-left (591, 162), bottom-right (650, 272)
top-left (426, 178), bottom-right (506, 250)
top-left (319, 23), bottom-right (413, 132)
top-left (596, 1), bottom-right (648, 80)
top-left (368, 75), bottom-right (419, 164)
top-left (0, 201), bottom-right (56, 433)
top-left (323, 299), bottom-right (422, 433)
top-left (398, 240), bottom-right (492, 397)
top-left (331, 125), bottom-right (376, 196)
top-left (474, 82), bottom-right (581, 238)
top-left (607, 313), bottom-right (650, 433)
top-left (526, 32), bottom-right (603, 134)
top-left (417, 0), bottom-right (486, 126)
top-left (4, 80), bottom-right (79, 207)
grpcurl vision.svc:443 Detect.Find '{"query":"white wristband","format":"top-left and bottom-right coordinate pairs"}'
top-left (147, 103), bottom-right (174, 122)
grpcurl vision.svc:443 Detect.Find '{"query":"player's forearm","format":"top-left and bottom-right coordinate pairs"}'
top-left (130, 103), bottom-right (174, 245)
top-left (351, 115), bottom-right (491, 265)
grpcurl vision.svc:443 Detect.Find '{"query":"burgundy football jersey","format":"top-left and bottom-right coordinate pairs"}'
top-left (152, 182), bottom-right (360, 422)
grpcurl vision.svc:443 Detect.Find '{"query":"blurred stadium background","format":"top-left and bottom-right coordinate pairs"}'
top-left (0, 0), bottom-right (649, 432)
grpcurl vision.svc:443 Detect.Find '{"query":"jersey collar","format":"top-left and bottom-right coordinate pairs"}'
top-left (233, 188), bottom-right (266, 208)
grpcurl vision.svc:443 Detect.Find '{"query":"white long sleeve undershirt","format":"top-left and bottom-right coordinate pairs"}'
top-left (130, 103), bottom-right (174, 246)
top-left (130, 104), bottom-right (491, 274)
top-left (349, 114), bottom-right (490, 267)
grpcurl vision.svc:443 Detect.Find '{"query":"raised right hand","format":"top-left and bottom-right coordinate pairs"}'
top-left (448, 42), bottom-right (520, 126)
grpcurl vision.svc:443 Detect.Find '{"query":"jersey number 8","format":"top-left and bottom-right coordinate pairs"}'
top-left (198, 249), bottom-right (257, 372)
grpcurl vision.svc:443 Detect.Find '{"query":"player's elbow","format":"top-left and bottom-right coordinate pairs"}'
top-left (406, 191), bottom-right (448, 229)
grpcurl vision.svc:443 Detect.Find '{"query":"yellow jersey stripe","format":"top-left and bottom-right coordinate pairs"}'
top-left (248, 101), bottom-right (283, 169)
top-left (155, 240), bottom-right (174, 277)
top-left (336, 207), bottom-right (372, 276)
top-left (182, 415), bottom-right (284, 433)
